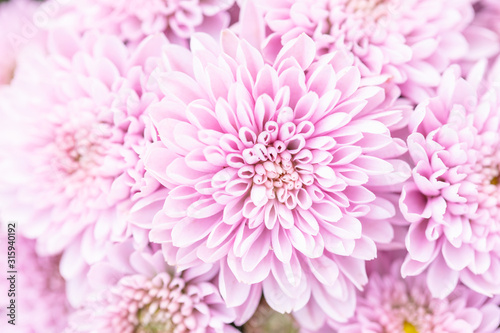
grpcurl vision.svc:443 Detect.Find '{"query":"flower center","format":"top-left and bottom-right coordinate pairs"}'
top-left (472, 148), bottom-right (500, 201)
top-left (236, 121), bottom-right (314, 208)
top-left (346, 0), bottom-right (387, 14)
top-left (403, 321), bottom-right (419, 333)
top-left (135, 307), bottom-right (175, 333)
top-left (110, 273), bottom-right (196, 333)
top-left (53, 122), bottom-right (109, 174)
top-left (343, 0), bottom-right (395, 25)
top-left (252, 154), bottom-right (303, 202)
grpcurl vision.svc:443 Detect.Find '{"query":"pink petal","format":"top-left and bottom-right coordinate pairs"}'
top-left (275, 33), bottom-right (316, 70)
top-left (427, 254), bottom-right (459, 299)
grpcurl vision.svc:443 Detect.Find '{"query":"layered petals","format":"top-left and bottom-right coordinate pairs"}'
top-left (145, 30), bottom-right (410, 324)
top-left (400, 65), bottom-right (500, 298)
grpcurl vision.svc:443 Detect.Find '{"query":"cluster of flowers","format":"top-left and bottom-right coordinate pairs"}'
top-left (1, 0), bottom-right (500, 331)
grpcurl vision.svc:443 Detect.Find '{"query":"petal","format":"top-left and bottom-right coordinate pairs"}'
top-left (311, 201), bottom-right (342, 223)
top-left (307, 255), bottom-right (339, 287)
top-left (427, 254), bottom-right (459, 299)
top-left (336, 66), bottom-right (361, 101)
top-left (275, 33), bottom-right (316, 70)
top-left (406, 220), bottom-right (437, 263)
top-left (219, 261), bottom-right (251, 307)
top-left (272, 226), bottom-right (292, 263)
top-left (159, 71), bottom-right (205, 104)
top-left (335, 256), bottom-right (368, 290)
top-left (241, 230), bottom-right (271, 272)
top-left (207, 220), bottom-right (238, 249)
top-left (171, 215), bottom-right (220, 247)
top-left (442, 241), bottom-right (473, 271)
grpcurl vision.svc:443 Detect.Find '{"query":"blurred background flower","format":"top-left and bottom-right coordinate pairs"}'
top-left (400, 64), bottom-right (500, 298)
top-left (332, 252), bottom-right (500, 333)
top-left (67, 240), bottom-right (237, 333)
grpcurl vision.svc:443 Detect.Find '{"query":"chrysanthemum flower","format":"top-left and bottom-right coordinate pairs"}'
top-left (332, 255), bottom-right (500, 333)
top-left (0, 30), bottom-right (168, 276)
top-left (252, 0), bottom-right (474, 102)
top-left (68, 240), bottom-right (237, 333)
top-left (54, 0), bottom-right (236, 46)
top-left (144, 30), bottom-right (410, 326)
top-left (400, 64), bottom-right (500, 298)
top-left (0, 234), bottom-right (71, 333)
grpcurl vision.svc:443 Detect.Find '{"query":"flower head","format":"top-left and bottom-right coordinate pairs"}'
top-left (0, 30), bottom-right (167, 266)
top-left (69, 240), bottom-right (237, 333)
top-left (145, 30), bottom-right (410, 326)
top-left (55, 0), bottom-right (236, 46)
top-left (333, 254), bottom-right (500, 333)
top-left (400, 64), bottom-right (500, 297)
top-left (253, 0), bottom-right (475, 102)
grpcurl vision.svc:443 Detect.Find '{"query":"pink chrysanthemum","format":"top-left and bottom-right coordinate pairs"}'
top-left (0, 0), bottom-right (39, 86)
top-left (144, 30), bottom-right (410, 326)
top-left (332, 255), bottom-right (500, 333)
top-left (68, 240), bottom-right (237, 333)
top-left (0, 30), bottom-right (168, 278)
top-left (251, 0), bottom-right (474, 102)
top-left (54, 0), bottom-right (236, 46)
top-left (400, 64), bottom-right (500, 298)
top-left (0, 234), bottom-right (71, 333)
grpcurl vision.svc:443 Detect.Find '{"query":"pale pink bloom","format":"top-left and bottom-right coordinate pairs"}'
top-left (252, 0), bottom-right (474, 102)
top-left (0, 30), bottom-right (168, 278)
top-left (0, 234), bottom-right (71, 333)
top-left (68, 240), bottom-right (237, 333)
top-left (144, 30), bottom-right (410, 326)
top-left (54, 0), bottom-right (236, 47)
top-left (332, 254), bottom-right (500, 333)
top-left (0, 0), bottom-right (40, 86)
top-left (400, 64), bottom-right (500, 298)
